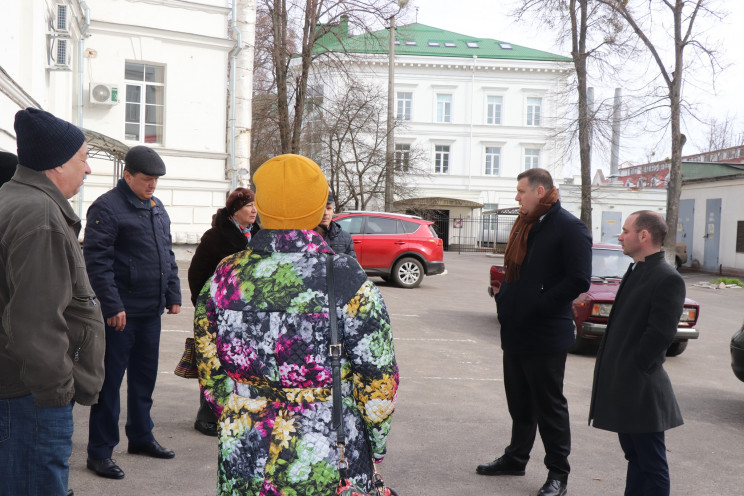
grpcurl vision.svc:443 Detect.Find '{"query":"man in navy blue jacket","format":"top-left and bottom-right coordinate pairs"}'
top-left (477, 168), bottom-right (592, 496)
top-left (83, 146), bottom-right (181, 480)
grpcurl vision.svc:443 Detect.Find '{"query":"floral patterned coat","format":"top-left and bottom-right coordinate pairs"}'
top-left (194, 229), bottom-right (399, 496)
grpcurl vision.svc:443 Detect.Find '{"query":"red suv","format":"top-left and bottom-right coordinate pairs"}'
top-left (334, 211), bottom-right (445, 288)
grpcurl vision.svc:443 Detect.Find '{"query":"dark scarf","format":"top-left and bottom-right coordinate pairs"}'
top-left (504, 186), bottom-right (559, 282)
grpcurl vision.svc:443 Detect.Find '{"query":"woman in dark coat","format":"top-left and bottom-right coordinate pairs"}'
top-left (187, 187), bottom-right (259, 436)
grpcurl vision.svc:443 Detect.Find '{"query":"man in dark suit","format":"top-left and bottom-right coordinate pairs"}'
top-left (477, 168), bottom-right (592, 496)
top-left (589, 210), bottom-right (685, 496)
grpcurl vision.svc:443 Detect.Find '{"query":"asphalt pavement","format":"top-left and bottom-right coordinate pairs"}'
top-left (67, 249), bottom-right (744, 495)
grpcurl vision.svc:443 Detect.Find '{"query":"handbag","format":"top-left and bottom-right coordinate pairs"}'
top-left (326, 256), bottom-right (398, 496)
top-left (174, 337), bottom-right (198, 379)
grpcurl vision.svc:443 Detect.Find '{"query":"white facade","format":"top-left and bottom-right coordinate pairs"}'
top-left (0, 0), bottom-right (254, 242)
top-left (327, 50), bottom-right (571, 218)
top-left (560, 179), bottom-right (667, 244)
top-left (680, 178), bottom-right (744, 274)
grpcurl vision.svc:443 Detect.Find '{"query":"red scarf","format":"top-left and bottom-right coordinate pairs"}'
top-left (504, 187), bottom-right (559, 282)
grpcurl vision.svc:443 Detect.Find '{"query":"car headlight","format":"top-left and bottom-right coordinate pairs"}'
top-left (590, 303), bottom-right (613, 318)
top-left (679, 307), bottom-right (697, 323)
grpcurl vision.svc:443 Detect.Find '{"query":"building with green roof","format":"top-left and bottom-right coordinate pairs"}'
top-left (307, 20), bottom-right (574, 249)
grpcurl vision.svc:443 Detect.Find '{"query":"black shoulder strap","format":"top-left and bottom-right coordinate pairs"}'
top-left (327, 255), bottom-right (345, 447)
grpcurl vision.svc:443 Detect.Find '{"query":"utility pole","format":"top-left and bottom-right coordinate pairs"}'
top-left (384, 0), bottom-right (408, 212)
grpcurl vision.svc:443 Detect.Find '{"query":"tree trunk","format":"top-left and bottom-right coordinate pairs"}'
top-left (572, 0), bottom-right (593, 232)
top-left (664, 0), bottom-right (685, 265)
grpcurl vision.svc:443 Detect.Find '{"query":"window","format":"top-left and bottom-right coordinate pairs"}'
top-left (364, 216), bottom-right (399, 234)
top-left (335, 216), bottom-right (363, 235)
top-left (434, 145), bottom-right (450, 174)
top-left (404, 40), bottom-right (417, 46)
top-left (499, 43), bottom-right (513, 50)
top-left (395, 143), bottom-right (411, 171)
top-left (436, 94), bottom-right (452, 123)
top-left (737, 221), bottom-right (744, 253)
top-left (444, 42), bottom-right (457, 47)
top-left (428, 41), bottom-right (440, 47)
top-left (485, 147), bottom-right (501, 175)
top-left (396, 92), bottom-right (412, 120)
top-left (526, 97), bottom-right (541, 126)
top-left (125, 62), bottom-right (165, 144)
top-left (525, 148), bottom-right (540, 170)
top-left (466, 41), bottom-right (479, 48)
top-left (487, 96), bottom-right (502, 125)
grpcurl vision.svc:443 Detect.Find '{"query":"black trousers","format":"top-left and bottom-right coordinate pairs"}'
top-left (88, 316), bottom-right (161, 459)
top-left (502, 350), bottom-right (570, 481)
top-left (618, 432), bottom-right (669, 496)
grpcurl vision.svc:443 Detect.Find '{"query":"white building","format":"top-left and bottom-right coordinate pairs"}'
top-left (313, 21), bottom-right (573, 248)
top-left (0, 0), bottom-right (256, 242)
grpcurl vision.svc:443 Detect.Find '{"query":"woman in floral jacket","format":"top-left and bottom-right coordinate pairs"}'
top-left (194, 154), bottom-right (398, 496)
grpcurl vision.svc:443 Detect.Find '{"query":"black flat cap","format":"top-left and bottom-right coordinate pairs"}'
top-left (124, 146), bottom-right (166, 176)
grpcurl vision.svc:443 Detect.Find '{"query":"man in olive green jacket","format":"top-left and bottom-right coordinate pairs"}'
top-left (0, 108), bottom-right (106, 496)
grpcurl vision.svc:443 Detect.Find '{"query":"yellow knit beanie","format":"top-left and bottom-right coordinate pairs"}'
top-left (254, 154), bottom-right (328, 230)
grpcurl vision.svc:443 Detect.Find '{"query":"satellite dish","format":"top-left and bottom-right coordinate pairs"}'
top-left (91, 84), bottom-right (111, 103)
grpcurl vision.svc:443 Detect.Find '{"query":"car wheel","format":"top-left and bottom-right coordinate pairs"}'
top-left (392, 257), bottom-right (424, 289)
top-left (666, 340), bottom-right (688, 357)
top-left (568, 322), bottom-right (592, 355)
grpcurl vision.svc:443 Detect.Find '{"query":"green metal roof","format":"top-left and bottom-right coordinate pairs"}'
top-left (315, 22), bottom-right (571, 62)
top-left (682, 161), bottom-right (744, 181)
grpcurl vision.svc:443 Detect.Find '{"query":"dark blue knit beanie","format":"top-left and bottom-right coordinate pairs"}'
top-left (14, 108), bottom-right (86, 171)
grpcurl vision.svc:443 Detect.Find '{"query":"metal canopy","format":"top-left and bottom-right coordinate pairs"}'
top-left (81, 128), bottom-right (129, 187)
top-left (394, 196), bottom-right (484, 209)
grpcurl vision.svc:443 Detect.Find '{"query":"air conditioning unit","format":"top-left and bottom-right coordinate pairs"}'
top-left (89, 83), bottom-right (120, 105)
top-left (54, 3), bottom-right (70, 36)
top-left (47, 37), bottom-right (72, 71)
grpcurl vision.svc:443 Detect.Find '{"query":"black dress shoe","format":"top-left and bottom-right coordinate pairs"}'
top-left (476, 456), bottom-right (526, 476)
top-left (86, 457), bottom-right (125, 479)
top-left (536, 478), bottom-right (568, 496)
top-left (67, 490), bottom-right (74, 496)
top-left (128, 439), bottom-right (175, 459)
top-left (194, 420), bottom-right (218, 437)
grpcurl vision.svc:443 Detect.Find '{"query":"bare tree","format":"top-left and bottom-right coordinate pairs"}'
top-left (514, 0), bottom-right (629, 232)
top-left (303, 78), bottom-right (427, 210)
top-left (700, 115), bottom-right (744, 152)
top-left (257, 0), bottom-right (397, 154)
top-left (597, 0), bottom-right (724, 262)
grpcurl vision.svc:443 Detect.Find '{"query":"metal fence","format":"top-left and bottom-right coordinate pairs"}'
top-left (427, 209), bottom-right (518, 253)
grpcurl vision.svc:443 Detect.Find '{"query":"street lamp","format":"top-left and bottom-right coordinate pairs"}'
top-left (384, 0), bottom-right (408, 212)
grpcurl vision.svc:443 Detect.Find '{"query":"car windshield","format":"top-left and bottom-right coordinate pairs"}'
top-left (592, 248), bottom-right (632, 279)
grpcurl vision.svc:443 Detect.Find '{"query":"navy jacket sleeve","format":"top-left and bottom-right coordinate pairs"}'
top-left (83, 200), bottom-right (124, 319)
top-left (162, 209), bottom-right (181, 308)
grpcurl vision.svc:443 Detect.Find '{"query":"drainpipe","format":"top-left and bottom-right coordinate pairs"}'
top-left (77, 0), bottom-right (90, 220)
top-left (467, 55), bottom-right (476, 191)
top-left (228, 1), bottom-right (242, 190)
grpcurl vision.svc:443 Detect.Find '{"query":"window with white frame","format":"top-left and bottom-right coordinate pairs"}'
top-left (436, 94), bottom-right (452, 123)
top-left (125, 62), bottom-right (165, 144)
top-left (396, 92), bottom-right (412, 120)
top-left (526, 97), bottom-right (541, 126)
top-left (485, 147), bottom-right (501, 175)
top-left (395, 143), bottom-right (411, 171)
top-left (434, 145), bottom-right (450, 173)
top-left (524, 148), bottom-right (540, 170)
top-left (486, 96), bottom-right (502, 125)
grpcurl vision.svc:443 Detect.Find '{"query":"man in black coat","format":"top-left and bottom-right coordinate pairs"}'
top-left (477, 168), bottom-right (592, 496)
top-left (589, 211), bottom-right (684, 495)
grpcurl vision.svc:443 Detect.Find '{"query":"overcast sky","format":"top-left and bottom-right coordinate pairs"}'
top-left (403, 0), bottom-right (742, 173)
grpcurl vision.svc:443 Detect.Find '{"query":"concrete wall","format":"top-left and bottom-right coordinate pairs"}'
top-left (681, 179), bottom-right (744, 273)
